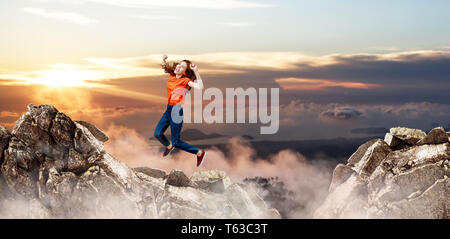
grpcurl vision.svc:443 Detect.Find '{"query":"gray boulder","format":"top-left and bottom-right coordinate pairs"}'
top-left (315, 126), bottom-right (450, 219)
top-left (75, 120), bottom-right (109, 142)
top-left (328, 164), bottom-right (355, 192)
top-left (190, 170), bottom-right (231, 193)
top-left (159, 184), bottom-right (240, 219)
top-left (67, 148), bottom-right (90, 174)
top-left (314, 173), bottom-right (368, 219)
top-left (133, 167), bottom-right (167, 179)
top-left (166, 169), bottom-right (195, 187)
top-left (27, 104), bottom-right (58, 132)
top-left (348, 139), bottom-right (379, 166)
top-left (389, 127), bottom-right (427, 145)
top-left (50, 112), bottom-right (76, 148)
top-left (224, 183), bottom-right (263, 218)
top-left (417, 127), bottom-right (449, 145)
top-left (74, 121), bottom-right (105, 157)
top-left (384, 133), bottom-right (409, 150)
top-left (351, 139), bottom-right (391, 177)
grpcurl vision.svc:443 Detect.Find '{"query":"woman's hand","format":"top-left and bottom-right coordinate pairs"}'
top-left (187, 63), bottom-right (204, 90)
top-left (190, 63), bottom-right (199, 73)
top-left (162, 54), bottom-right (168, 61)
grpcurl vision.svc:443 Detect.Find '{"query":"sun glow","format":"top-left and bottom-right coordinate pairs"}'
top-left (27, 65), bottom-right (103, 87)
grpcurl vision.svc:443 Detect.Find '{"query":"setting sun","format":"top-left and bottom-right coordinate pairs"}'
top-left (27, 65), bottom-right (102, 87)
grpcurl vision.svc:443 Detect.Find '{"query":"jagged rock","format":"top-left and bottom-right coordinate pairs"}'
top-left (160, 184), bottom-right (240, 219)
top-left (242, 176), bottom-right (296, 218)
top-left (27, 104), bottom-right (58, 132)
top-left (389, 127), bottom-right (427, 145)
top-left (73, 122), bottom-right (104, 157)
top-left (351, 139), bottom-right (391, 177)
top-left (166, 169), bottom-right (193, 187)
top-left (46, 168), bottom-right (77, 196)
top-left (9, 110), bottom-right (64, 165)
top-left (0, 104), bottom-right (278, 219)
top-left (348, 139), bottom-right (379, 166)
top-left (133, 167), bottom-right (167, 179)
top-left (384, 176), bottom-right (449, 219)
top-left (240, 183), bottom-right (269, 211)
top-left (417, 127), bottom-right (449, 145)
top-left (384, 133), bottom-right (409, 150)
top-left (50, 112), bottom-right (75, 148)
top-left (67, 148), bottom-right (90, 174)
top-left (370, 162), bottom-right (445, 199)
top-left (72, 165), bottom-right (140, 218)
top-left (328, 164), bottom-right (355, 192)
top-left (94, 152), bottom-right (139, 190)
top-left (315, 126), bottom-right (450, 219)
top-left (75, 120), bottom-right (109, 142)
top-left (0, 126), bottom-right (11, 163)
top-left (190, 170), bottom-right (231, 193)
top-left (224, 184), bottom-right (263, 218)
top-left (380, 143), bottom-right (450, 173)
top-left (38, 167), bottom-right (78, 217)
top-left (314, 173), bottom-right (368, 219)
top-left (257, 208), bottom-right (282, 219)
top-left (12, 112), bottom-right (53, 146)
top-left (1, 137), bottom-right (39, 198)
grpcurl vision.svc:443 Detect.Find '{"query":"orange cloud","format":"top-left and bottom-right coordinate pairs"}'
top-left (2, 50), bottom-right (450, 88)
top-left (275, 78), bottom-right (382, 91)
top-left (89, 86), bottom-right (166, 104)
top-left (0, 111), bottom-right (19, 118)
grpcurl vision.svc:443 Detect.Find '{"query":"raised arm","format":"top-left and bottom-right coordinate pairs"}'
top-left (162, 54), bottom-right (168, 67)
top-left (161, 54), bottom-right (173, 75)
top-left (188, 63), bottom-right (204, 90)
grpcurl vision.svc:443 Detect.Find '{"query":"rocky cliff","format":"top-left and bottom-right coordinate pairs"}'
top-left (0, 104), bottom-right (280, 219)
top-left (314, 127), bottom-right (450, 219)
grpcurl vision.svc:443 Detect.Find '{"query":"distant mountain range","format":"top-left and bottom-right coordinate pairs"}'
top-left (152, 126), bottom-right (450, 164)
top-left (350, 127), bottom-right (389, 135)
top-left (197, 136), bottom-right (385, 163)
top-left (148, 128), bottom-right (254, 141)
top-left (149, 128), bottom-right (384, 162)
top-left (180, 129), bottom-right (225, 140)
top-left (149, 128), bottom-right (225, 141)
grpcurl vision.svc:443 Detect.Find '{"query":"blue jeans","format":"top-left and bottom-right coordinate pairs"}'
top-left (153, 104), bottom-right (199, 155)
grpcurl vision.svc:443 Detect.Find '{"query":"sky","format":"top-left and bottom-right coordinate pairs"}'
top-left (1, 0), bottom-right (450, 145)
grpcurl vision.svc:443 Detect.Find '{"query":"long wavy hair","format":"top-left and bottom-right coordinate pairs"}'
top-left (161, 59), bottom-right (197, 81)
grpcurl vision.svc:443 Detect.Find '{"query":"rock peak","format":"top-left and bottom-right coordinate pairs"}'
top-left (0, 104), bottom-right (280, 219)
top-left (315, 126), bottom-right (450, 219)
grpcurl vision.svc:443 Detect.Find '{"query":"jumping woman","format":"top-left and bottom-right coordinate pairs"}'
top-left (153, 54), bottom-right (207, 167)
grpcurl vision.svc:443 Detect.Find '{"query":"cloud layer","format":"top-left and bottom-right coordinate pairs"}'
top-left (1, 50), bottom-right (450, 141)
top-left (23, 7), bottom-right (97, 25)
top-left (39, 0), bottom-right (272, 9)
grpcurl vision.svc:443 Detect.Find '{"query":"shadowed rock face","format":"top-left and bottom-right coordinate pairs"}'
top-left (314, 127), bottom-right (450, 219)
top-left (0, 104), bottom-right (280, 219)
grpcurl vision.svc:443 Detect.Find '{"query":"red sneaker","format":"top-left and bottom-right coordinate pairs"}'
top-left (196, 150), bottom-right (207, 167)
top-left (163, 145), bottom-right (174, 158)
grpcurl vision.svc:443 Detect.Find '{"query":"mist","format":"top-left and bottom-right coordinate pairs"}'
top-left (103, 124), bottom-right (338, 218)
